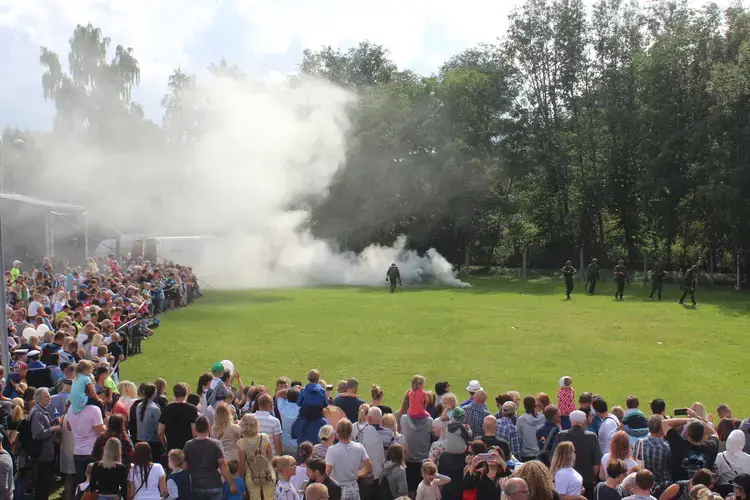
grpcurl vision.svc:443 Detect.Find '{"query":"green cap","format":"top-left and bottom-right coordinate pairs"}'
top-left (211, 362), bottom-right (225, 373)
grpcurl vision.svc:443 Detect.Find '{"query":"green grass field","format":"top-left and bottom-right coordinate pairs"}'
top-left (121, 278), bottom-right (750, 417)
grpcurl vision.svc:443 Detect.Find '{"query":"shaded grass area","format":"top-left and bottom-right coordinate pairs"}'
top-left (122, 278), bottom-right (750, 416)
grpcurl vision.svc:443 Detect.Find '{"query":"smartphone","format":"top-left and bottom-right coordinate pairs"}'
top-left (476, 453), bottom-right (492, 462)
top-left (326, 385), bottom-right (334, 391)
top-left (674, 408), bottom-right (688, 416)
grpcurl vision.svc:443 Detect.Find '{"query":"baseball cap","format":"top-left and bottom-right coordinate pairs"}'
top-left (211, 362), bottom-right (225, 373)
top-left (570, 410), bottom-right (587, 424)
top-left (502, 401), bottom-right (517, 416)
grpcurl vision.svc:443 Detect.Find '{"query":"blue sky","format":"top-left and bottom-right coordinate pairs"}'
top-left (0, 0), bottom-right (731, 131)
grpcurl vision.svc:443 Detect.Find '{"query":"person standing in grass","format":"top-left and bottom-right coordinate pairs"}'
top-left (680, 263), bottom-right (700, 306)
top-left (586, 258), bottom-right (600, 295)
top-left (613, 260), bottom-right (629, 300)
top-left (386, 264), bottom-right (402, 293)
top-left (561, 261), bottom-right (577, 300)
top-left (649, 264), bottom-right (668, 300)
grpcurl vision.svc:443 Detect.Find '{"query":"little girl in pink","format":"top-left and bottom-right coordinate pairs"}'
top-left (408, 374), bottom-right (430, 418)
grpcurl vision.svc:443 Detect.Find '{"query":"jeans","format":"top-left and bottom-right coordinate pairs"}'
top-left (74, 454), bottom-right (93, 486)
top-left (192, 487), bottom-right (224, 500)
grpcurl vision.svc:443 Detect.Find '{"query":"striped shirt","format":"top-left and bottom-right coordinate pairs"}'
top-left (640, 435), bottom-right (671, 486)
top-left (255, 411), bottom-right (282, 455)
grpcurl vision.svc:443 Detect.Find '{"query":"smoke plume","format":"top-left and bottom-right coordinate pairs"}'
top-left (35, 75), bottom-right (470, 289)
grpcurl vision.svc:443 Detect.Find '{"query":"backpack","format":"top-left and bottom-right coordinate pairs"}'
top-left (247, 435), bottom-right (274, 485)
top-left (536, 426), bottom-right (559, 467)
top-left (379, 466), bottom-right (396, 500)
top-left (353, 424), bottom-right (375, 485)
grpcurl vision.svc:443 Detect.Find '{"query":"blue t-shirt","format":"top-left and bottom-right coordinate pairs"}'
top-left (70, 373), bottom-right (92, 413)
top-left (223, 477), bottom-right (245, 500)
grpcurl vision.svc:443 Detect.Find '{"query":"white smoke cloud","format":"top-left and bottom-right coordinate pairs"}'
top-left (41, 74), bottom-right (469, 289)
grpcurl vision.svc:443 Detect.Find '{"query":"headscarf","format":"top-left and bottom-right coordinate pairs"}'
top-left (716, 430), bottom-right (750, 484)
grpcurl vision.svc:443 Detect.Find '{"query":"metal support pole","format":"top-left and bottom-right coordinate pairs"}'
top-left (0, 215), bottom-right (8, 370)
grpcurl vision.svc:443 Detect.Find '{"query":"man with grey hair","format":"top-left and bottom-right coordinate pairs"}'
top-left (504, 478), bottom-right (530, 500)
top-left (29, 387), bottom-right (60, 500)
top-left (555, 410), bottom-right (601, 500)
top-left (354, 406), bottom-right (386, 500)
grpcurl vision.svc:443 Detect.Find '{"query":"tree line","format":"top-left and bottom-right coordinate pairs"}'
top-left (3, 0), bottom-right (750, 279)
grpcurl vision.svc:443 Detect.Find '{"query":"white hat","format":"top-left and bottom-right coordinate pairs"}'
top-left (466, 380), bottom-right (483, 392)
top-left (558, 376), bottom-right (571, 387)
top-left (12, 261), bottom-right (21, 266)
top-left (27, 350), bottom-right (40, 358)
top-left (570, 410), bottom-right (587, 424)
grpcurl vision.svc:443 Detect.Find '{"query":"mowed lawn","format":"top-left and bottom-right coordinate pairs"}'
top-left (121, 278), bottom-right (750, 417)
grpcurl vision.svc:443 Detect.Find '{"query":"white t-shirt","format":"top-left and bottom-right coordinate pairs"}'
top-left (554, 467), bottom-right (583, 496)
top-left (291, 465), bottom-right (308, 492)
top-left (65, 405), bottom-right (104, 455)
top-left (76, 333), bottom-right (89, 346)
top-left (128, 463), bottom-right (165, 500)
top-left (325, 441), bottom-right (369, 486)
top-left (600, 453), bottom-right (639, 478)
top-left (598, 415), bottom-right (620, 454)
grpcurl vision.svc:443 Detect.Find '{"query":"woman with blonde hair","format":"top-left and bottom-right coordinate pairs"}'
top-left (273, 455), bottom-right (300, 500)
top-left (117, 381), bottom-right (138, 411)
top-left (550, 442), bottom-right (584, 500)
top-left (237, 413), bottom-right (275, 500)
top-left (88, 437), bottom-right (128, 499)
top-left (599, 430), bottom-right (637, 480)
top-left (89, 333), bottom-right (104, 359)
top-left (433, 393), bottom-right (458, 441)
top-left (211, 402), bottom-right (242, 461)
top-left (352, 403), bottom-right (371, 440)
top-left (313, 425), bottom-right (334, 460)
top-left (513, 460), bottom-right (557, 500)
top-left (381, 413), bottom-right (407, 452)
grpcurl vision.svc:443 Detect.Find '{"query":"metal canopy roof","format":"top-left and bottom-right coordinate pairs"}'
top-left (0, 193), bottom-right (86, 212)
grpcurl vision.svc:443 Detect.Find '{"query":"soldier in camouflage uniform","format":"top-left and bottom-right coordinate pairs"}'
top-left (561, 260), bottom-right (577, 299)
top-left (679, 263), bottom-right (700, 305)
top-left (585, 258), bottom-right (600, 294)
top-left (613, 260), bottom-right (629, 300)
top-left (386, 263), bottom-right (402, 293)
top-left (649, 263), bottom-right (668, 300)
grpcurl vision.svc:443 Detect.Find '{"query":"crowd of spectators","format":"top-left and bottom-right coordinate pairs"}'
top-left (0, 255), bottom-right (199, 499)
top-left (2, 257), bottom-right (750, 500)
